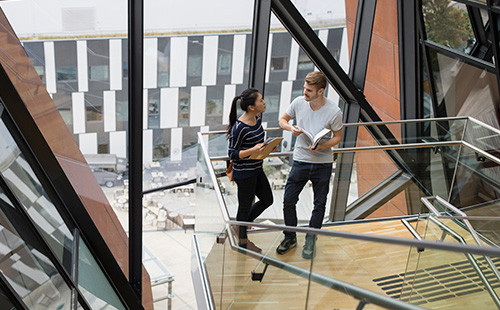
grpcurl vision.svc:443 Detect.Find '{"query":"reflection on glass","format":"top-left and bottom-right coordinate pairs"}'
top-left (465, 200), bottom-right (500, 246)
top-left (78, 241), bottom-right (125, 310)
top-left (450, 146), bottom-right (500, 209)
top-left (463, 118), bottom-right (500, 169)
top-left (0, 190), bottom-right (72, 310)
top-left (428, 47), bottom-right (500, 129)
top-left (423, 0), bottom-right (475, 54)
top-left (401, 215), bottom-right (499, 308)
top-left (0, 120), bottom-right (74, 274)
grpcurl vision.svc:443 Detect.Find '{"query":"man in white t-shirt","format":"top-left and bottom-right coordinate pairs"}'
top-left (276, 71), bottom-right (343, 259)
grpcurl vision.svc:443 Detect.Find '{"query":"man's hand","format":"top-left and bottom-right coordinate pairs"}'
top-left (291, 125), bottom-right (303, 137)
top-left (308, 144), bottom-right (319, 152)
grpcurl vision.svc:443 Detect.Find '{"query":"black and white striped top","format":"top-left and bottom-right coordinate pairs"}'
top-left (228, 116), bottom-right (265, 180)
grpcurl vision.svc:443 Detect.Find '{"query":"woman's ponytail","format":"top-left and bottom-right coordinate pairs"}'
top-left (226, 88), bottom-right (260, 138)
top-left (226, 96), bottom-right (240, 137)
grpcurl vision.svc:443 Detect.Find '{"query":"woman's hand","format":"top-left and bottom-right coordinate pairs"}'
top-left (251, 143), bottom-right (265, 153)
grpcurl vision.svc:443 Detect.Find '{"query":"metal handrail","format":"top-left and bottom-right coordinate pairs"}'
top-left (200, 116), bottom-right (470, 136)
top-left (209, 140), bottom-right (464, 161)
top-left (468, 116), bottom-right (500, 135)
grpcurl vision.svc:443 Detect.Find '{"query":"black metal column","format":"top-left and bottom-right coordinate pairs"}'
top-left (487, 1), bottom-right (500, 98)
top-left (331, 0), bottom-right (377, 221)
top-left (249, 0), bottom-right (272, 93)
top-left (399, 0), bottom-right (428, 214)
top-left (128, 0), bottom-right (144, 300)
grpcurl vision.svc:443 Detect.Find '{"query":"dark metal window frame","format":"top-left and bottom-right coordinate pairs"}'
top-left (0, 52), bottom-right (142, 309)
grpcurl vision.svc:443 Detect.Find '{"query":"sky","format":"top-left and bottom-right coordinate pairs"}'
top-left (0, 0), bottom-right (345, 37)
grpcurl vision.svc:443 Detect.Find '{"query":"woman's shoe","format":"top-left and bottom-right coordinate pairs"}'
top-left (239, 239), bottom-right (262, 253)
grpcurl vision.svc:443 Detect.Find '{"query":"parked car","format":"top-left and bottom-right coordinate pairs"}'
top-left (92, 168), bottom-right (123, 188)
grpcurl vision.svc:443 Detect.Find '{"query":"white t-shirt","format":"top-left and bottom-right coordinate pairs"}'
top-left (286, 96), bottom-right (343, 163)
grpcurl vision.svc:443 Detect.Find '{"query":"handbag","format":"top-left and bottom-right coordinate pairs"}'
top-left (226, 161), bottom-right (234, 181)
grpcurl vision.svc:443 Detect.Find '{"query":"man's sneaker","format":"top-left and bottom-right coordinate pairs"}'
top-left (302, 239), bottom-right (316, 259)
top-left (276, 237), bottom-right (297, 255)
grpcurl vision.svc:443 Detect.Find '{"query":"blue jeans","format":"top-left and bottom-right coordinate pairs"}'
top-left (283, 161), bottom-right (333, 240)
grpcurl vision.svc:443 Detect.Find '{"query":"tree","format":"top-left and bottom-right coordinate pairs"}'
top-left (423, 0), bottom-right (473, 50)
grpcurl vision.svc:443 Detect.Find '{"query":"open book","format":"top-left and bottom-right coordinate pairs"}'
top-left (299, 127), bottom-right (331, 150)
top-left (249, 137), bottom-right (283, 159)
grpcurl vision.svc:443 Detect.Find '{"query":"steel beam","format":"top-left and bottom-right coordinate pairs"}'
top-left (249, 0), bottom-right (272, 94)
top-left (128, 0), bottom-right (144, 300)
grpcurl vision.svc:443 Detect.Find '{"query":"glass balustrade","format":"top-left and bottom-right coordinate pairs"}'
top-left (195, 117), bottom-right (500, 309)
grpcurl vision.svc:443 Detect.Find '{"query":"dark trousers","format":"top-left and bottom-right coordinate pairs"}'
top-left (235, 169), bottom-right (273, 240)
top-left (283, 161), bottom-right (333, 240)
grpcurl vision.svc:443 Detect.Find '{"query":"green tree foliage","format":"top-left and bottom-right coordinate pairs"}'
top-left (423, 0), bottom-right (473, 50)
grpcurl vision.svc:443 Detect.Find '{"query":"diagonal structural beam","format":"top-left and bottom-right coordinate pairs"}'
top-left (249, 0), bottom-right (272, 94)
top-left (271, 0), bottom-right (365, 106)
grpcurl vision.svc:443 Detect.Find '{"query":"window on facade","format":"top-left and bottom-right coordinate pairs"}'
top-left (422, 0), bottom-right (475, 55)
top-left (217, 53), bottom-right (231, 74)
top-left (158, 53), bottom-right (170, 87)
top-left (89, 65), bottom-right (109, 80)
top-left (179, 89), bottom-right (190, 127)
top-left (56, 67), bottom-right (77, 81)
top-left (86, 103), bottom-right (103, 121)
top-left (206, 99), bottom-right (223, 116)
top-left (148, 96), bottom-right (160, 129)
top-left (98, 144), bottom-right (109, 154)
top-left (271, 56), bottom-right (289, 71)
top-left (158, 38), bottom-right (170, 87)
top-left (187, 55), bottom-right (202, 77)
top-left (122, 61), bottom-right (128, 78)
top-left (297, 55), bottom-right (314, 70)
top-left (34, 65), bottom-right (45, 83)
top-left (244, 55), bottom-right (250, 73)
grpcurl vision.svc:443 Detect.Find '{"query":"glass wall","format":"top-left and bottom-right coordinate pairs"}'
top-left (0, 109), bottom-right (126, 309)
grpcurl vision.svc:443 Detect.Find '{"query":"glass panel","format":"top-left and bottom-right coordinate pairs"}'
top-left (450, 146), bottom-right (500, 209)
top-left (422, 0), bottom-right (475, 55)
top-left (357, 118), bottom-right (467, 146)
top-left (463, 118), bottom-right (500, 164)
top-left (219, 229), bottom-right (311, 309)
top-left (0, 120), bottom-right (74, 273)
top-left (78, 240), bottom-right (125, 310)
top-left (465, 199), bottom-right (500, 246)
top-left (196, 134), bottom-right (225, 234)
top-left (0, 189), bottom-right (72, 310)
top-left (428, 47), bottom-right (500, 127)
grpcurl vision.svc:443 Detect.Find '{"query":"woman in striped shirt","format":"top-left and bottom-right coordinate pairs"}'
top-left (227, 88), bottom-right (273, 252)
